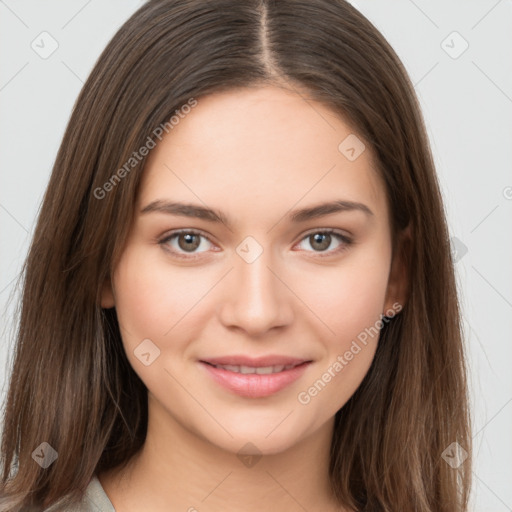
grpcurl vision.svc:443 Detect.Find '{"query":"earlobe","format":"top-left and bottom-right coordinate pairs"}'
top-left (100, 277), bottom-right (115, 309)
top-left (383, 223), bottom-right (412, 315)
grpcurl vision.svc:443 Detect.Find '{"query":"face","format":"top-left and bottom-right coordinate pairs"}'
top-left (102, 85), bottom-right (405, 456)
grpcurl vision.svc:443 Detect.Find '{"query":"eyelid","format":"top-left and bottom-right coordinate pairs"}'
top-left (299, 227), bottom-right (352, 240)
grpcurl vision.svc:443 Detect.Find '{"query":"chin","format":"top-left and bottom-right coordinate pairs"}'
top-left (196, 415), bottom-right (314, 457)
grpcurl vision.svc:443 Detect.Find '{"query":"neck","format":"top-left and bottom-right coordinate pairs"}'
top-left (99, 393), bottom-right (344, 512)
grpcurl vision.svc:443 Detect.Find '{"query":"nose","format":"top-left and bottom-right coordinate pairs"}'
top-left (217, 246), bottom-right (294, 337)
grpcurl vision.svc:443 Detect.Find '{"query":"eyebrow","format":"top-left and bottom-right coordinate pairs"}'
top-left (140, 199), bottom-right (374, 228)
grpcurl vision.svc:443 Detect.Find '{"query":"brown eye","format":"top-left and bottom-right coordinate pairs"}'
top-left (159, 230), bottom-right (214, 258)
top-left (296, 229), bottom-right (352, 256)
top-left (177, 233), bottom-right (201, 252)
top-left (309, 233), bottom-right (332, 252)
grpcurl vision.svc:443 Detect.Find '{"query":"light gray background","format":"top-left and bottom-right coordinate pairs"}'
top-left (1, 1), bottom-right (511, 510)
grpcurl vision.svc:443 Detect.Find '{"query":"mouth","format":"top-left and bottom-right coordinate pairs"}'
top-left (202, 361), bottom-right (306, 374)
top-left (198, 358), bottom-right (312, 398)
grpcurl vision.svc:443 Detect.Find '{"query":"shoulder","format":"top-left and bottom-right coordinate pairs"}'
top-left (43, 475), bottom-right (115, 512)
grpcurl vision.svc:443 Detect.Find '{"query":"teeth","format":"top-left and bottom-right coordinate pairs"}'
top-left (213, 363), bottom-right (297, 374)
top-left (257, 365), bottom-right (284, 374)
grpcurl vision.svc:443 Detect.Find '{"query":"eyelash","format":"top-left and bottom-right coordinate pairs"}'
top-left (158, 228), bottom-right (353, 260)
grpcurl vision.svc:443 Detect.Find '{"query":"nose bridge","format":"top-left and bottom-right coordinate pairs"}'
top-left (218, 236), bottom-right (292, 334)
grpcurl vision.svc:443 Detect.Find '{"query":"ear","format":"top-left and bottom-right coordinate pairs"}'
top-left (101, 276), bottom-right (115, 309)
top-left (383, 222), bottom-right (412, 315)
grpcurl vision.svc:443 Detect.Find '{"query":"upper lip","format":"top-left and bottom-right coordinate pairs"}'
top-left (200, 355), bottom-right (311, 367)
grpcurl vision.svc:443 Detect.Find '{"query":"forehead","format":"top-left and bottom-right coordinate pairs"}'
top-left (138, 86), bottom-right (387, 223)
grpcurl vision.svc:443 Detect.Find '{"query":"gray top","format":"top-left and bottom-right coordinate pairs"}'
top-left (44, 475), bottom-right (115, 511)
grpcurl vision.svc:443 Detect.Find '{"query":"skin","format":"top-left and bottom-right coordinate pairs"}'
top-left (99, 85), bottom-right (409, 511)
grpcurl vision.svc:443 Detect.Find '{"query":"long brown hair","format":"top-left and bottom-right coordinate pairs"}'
top-left (0, 1), bottom-right (472, 510)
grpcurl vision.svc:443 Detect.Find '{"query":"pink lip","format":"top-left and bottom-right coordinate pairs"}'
top-left (199, 360), bottom-right (312, 398)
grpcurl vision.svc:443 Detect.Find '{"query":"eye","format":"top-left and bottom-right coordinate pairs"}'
top-left (295, 229), bottom-right (352, 256)
top-left (158, 228), bottom-right (353, 260)
top-left (159, 229), bottom-right (216, 259)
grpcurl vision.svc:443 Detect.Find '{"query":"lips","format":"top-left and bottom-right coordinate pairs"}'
top-left (199, 355), bottom-right (312, 398)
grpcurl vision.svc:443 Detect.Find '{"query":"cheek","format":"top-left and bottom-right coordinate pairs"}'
top-left (111, 248), bottom-right (202, 391)
top-left (291, 252), bottom-right (390, 411)
top-left (113, 256), bottom-right (167, 339)
top-left (294, 254), bottom-right (391, 342)
top-left (113, 247), bottom-right (207, 339)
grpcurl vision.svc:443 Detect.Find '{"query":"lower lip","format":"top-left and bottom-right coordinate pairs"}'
top-left (200, 361), bottom-right (311, 398)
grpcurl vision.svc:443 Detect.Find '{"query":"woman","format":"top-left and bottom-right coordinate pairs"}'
top-left (0, 0), bottom-right (472, 510)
